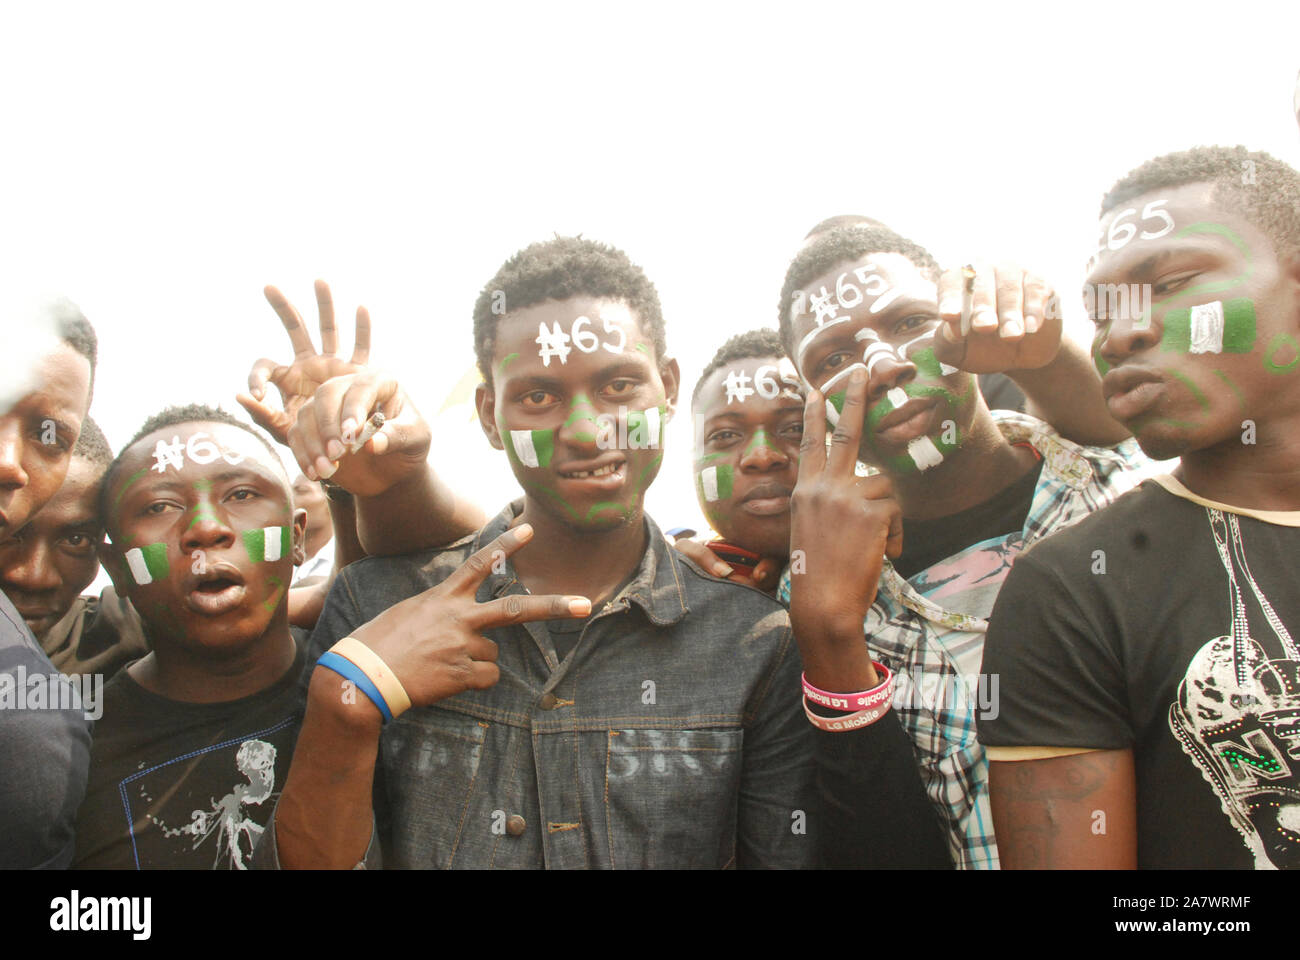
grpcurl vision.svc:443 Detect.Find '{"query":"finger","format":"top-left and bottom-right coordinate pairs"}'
top-left (936, 266), bottom-right (963, 337)
top-left (351, 305), bottom-right (372, 366)
top-left (994, 263), bottom-right (1026, 340)
top-left (339, 374), bottom-right (401, 453)
top-left (445, 525), bottom-right (537, 593)
top-left (311, 377), bottom-right (355, 463)
top-left (797, 388), bottom-right (828, 482)
top-left (856, 473), bottom-right (895, 502)
top-left (236, 392), bottom-right (290, 444)
top-left (1021, 273), bottom-right (1050, 336)
top-left (752, 557), bottom-right (782, 593)
top-left (295, 400), bottom-right (335, 480)
top-left (969, 265), bottom-right (999, 333)
top-left (674, 538), bottom-right (734, 578)
top-left (826, 366), bottom-right (868, 477)
top-left (464, 661), bottom-right (501, 691)
top-left (465, 634), bottom-right (499, 664)
top-left (315, 279), bottom-right (338, 355)
top-left (286, 423), bottom-right (317, 481)
top-left (885, 502), bottom-right (904, 559)
top-left (264, 285), bottom-right (318, 359)
top-left (247, 357), bottom-right (282, 402)
top-left (471, 592), bottom-right (593, 631)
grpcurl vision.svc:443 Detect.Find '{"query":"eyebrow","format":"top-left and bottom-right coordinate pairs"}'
top-left (1089, 241), bottom-right (1225, 285)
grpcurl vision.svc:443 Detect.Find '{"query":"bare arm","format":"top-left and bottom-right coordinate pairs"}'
top-left (1007, 339), bottom-right (1130, 447)
top-left (354, 463), bottom-right (484, 556)
top-left (989, 748), bottom-right (1137, 868)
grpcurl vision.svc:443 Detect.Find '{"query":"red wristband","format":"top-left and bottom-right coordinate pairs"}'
top-left (801, 662), bottom-right (894, 711)
top-left (803, 696), bottom-right (892, 732)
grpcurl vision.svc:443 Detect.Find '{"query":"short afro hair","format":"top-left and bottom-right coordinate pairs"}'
top-left (1101, 146), bottom-right (1300, 258)
top-left (72, 416), bottom-right (112, 472)
top-left (691, 328), bottom-right (789, 407)
top-left (803, 214), bottom-right (891, 240)
top-left (99, 404), bottom-right (285, 531)
top-left (777, 225), bottom-right (941, 358)
top-left (472, 236), bottom-right (667, 385)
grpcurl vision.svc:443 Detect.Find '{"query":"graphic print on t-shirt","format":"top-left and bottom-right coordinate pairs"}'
top-left (119, 718), bottom-right (293, 869)
top-left (1169, 509), bottom-right (1300, 869)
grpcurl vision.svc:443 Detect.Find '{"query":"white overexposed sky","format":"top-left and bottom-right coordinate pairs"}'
top-left (4, 0), bottom-right (1299, 576)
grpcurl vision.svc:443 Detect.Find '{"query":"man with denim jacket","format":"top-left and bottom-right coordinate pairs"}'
top-left (257, 237), bottom-right (948, 869)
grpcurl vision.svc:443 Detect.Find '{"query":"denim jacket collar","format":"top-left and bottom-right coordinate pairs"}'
top-left (473, 500), bottom-right (690, 628)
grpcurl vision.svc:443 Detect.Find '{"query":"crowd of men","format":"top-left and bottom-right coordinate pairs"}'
top-left (2, 140), bottom-right (1298, 870)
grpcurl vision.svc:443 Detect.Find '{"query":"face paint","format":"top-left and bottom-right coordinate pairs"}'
top-left (508, 429), bottom-right (555, 468)
top-left (698, 464), bottom-right (734, 502)
top-left (1212, 369), bottom-right (1248, 413)
top-left (562, 393), bottom-right (600, 442)
top-left (624, 405), bottom-right (662, 449)
top-left (262, 575), bottom-right (286, 613)
top-left (499, 352), bottom-right (519, 374)
top-left (242, 526), bottom-right (291, 563)
top-left (124, 542), bottom-right (169, 585)
top-left (1263, 332), bottom-right (1300, 374)
top-left (1161, 298), bottom-right (1257, 354)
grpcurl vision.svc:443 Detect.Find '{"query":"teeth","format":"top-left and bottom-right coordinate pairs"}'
top-left (563, 462), bottom-right (621, 479)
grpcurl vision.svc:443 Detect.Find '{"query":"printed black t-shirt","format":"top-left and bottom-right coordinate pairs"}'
top-left (979, 477), bottom-right (1300, 868)
top-left (72, 635), bottom-right (306, 869)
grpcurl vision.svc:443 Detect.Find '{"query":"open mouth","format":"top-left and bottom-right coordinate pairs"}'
top-left (185, 565), bottom-right (248, 616)
top-left (559, 459), bottom-right (625, 480)
top-left (556, 456), bottom-right (628, 490)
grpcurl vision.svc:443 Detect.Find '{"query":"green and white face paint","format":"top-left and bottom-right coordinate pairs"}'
top-left (1162, 298), bottom-right (1257, 354)
top-left (242, 526), bottom-right (291, 563)
top-left (124, 542), bottom-right (169, 585)
top-left (508, 429), bottom-right (555, 468)
top-left (697, 463), bottom-right (734, 502)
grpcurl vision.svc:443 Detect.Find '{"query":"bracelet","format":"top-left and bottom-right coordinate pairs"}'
top-left (330, 637), bottom-right (412, 720)
top-left (802, 662), bottom-right (894, 712)
top-left (317, 651), bottom-right (394, 723)
top-left (803, 697), bottom-right (891, 732)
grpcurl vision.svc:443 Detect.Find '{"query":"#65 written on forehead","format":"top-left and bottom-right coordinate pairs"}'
top-left (151, 432), bottom-right (245, 473)
top-left (535, 310), bottom-right (628, 366)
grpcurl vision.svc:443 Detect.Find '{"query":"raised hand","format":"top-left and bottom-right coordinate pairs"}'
top-left (788, 367), bottom-right (901, 692)
top-left (671, 537), bottom-right (784, 594)
top-left (933, 263), bottom-right (1062, 374)
top-left (236, 280), bottom-right (372, 445)
top-left (344, 524), bottom-right (590, 707)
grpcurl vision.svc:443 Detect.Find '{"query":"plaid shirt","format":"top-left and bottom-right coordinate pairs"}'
top-left (779, 412), bottom-right (1147, 869)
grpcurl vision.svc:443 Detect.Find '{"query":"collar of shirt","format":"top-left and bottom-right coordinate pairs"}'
top-left (471, 500), bottom-right (691, 629)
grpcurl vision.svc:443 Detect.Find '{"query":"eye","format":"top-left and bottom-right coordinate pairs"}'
top-left (520, 390), bottom-right (556, 408)
top-left (1152, 272), bottom-right (1199, 297)
top-left (706, 429), bottom-right (741, 446)
top-left (780, 421), bottom-right (804, 438)
top-left (144, 501), bottom-right (174, 516)
top-left (227, 488), bottom-right (260, 502)
top-left (602, 378), bottom-right (638, 398)
top-left (895, 314), bottom-right (936, 335)
top-left (821, 351), bottom-right (852, 373)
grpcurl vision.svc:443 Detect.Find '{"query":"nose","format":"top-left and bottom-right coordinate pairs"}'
top-left (0, 420), bottom-right (29, 491)
top-left (1097, 311), bottom-right (1161, 368)
top-left (863, 348), bottom-right (917, 403)
top-left (180, 501), bottom-right (236, 554)
top-left (556, 392), bottom-right (602, 452)
top-left (739, 427), bottom-right (790, 472)
top-left (0, 538), bottom-right (60, 594)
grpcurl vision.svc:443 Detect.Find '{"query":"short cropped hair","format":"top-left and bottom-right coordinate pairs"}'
top-left (1101, 146), bottom-right (1300, 258)
top-left (71, 416), bottom-right (112, 472)
top-left (803, 214), bottom-right (890, 240)
top-left (692, 328), bottom-right (788, 407)
top-left (777, 225), bottom-right (941, 357)
top-left (472, 236), bottom-right (667, 385)
top-left (99, 404), bottom-right (285, 528)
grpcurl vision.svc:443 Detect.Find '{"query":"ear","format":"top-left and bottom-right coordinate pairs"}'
top-left (659, 357), bottom-right (682, 422)
top-left (97, 539), bottom-right (132, 600)
top-left (290, 507), bottom-right (309, 565)
top-left (476, 382), bottom-right (505, 451)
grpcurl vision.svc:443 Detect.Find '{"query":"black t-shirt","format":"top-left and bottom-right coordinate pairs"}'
top-left (893, 457), bottom-right (1043, 579)
top-left (72, 636), bottom-right (306, 869)
top-left (979, 478), bottom-right (1300, 868)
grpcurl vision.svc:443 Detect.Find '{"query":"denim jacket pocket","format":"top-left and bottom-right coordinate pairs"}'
top-left (603, 727), bottom-right (743, 868)
top-left (380, 707), bottom-right (490, 867)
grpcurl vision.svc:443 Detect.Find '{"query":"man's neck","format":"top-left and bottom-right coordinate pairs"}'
top-left (513, 498), bottom-right (648, 609)
top-left (1176, 432), bottom-right (1300, 512)
top-left (889, 414), bottom-right (1038, 520)
top-left (128, 618), bottom-right (297, 704)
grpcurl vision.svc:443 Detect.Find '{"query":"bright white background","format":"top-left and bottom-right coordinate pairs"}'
top-left (4, 0), bottom-right (1298, 578)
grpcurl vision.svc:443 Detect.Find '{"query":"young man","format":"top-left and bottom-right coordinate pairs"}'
top-left (72, 405), bottom-right (312, 868)
top-left (0, 417), bottom-right (147, 680)
top-left (0, 298), bottom-right (97, 868)
top-left (980, 146), bottom-right (1300, 869)
top-left (260, 236), bottom-right (948, 869)
top-left (775, 226), bottom-right (1145, 868)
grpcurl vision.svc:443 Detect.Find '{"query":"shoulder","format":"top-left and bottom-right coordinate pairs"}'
top-left (1019, 480), bottom-right (1188, 568)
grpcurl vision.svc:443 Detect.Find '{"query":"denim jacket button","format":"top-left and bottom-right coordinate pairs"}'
top-left (506, 815), bottom-right (527, 836)
top-left (539, 693), bottom-right (559, 710)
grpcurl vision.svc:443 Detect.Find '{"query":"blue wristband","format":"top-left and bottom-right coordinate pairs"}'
top-left (317, 650), bottom-right (394, 723)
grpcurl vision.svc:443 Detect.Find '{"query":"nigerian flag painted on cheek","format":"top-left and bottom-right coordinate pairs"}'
top-left (509, 429), bottom-right (555, 468)
top-left (242, 526), bottom-right (292, 562)
top-left (697, 464), bottom-right (734, 502)
top-left (124, 543), bottom-right (169, 585)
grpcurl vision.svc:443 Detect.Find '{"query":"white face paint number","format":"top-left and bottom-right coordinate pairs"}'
top-left (536, 310), bottom-right (629, 366)
top-left (151, 432), bottom-right (245, 473)
top-left (723, 364), bottom-right (802, 404)
top-left (1089, 198), bottom-right (1175, 271)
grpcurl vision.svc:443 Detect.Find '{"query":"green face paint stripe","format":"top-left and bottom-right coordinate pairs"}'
top-left (744, 427), bottom-right (778, 455)
top-left (1175, 221), bottom-right (1253, 259)
top-left (1264, 332), bottom-right (1300, 373)
top-left (531, 430), bottom-right (554, 467)
top-left (112, 466), bottom-right (150, 510)
top-left (1151, 226), bottom-right (1253, 312)
top-left (262, 575), bottom-right (286, 613)
top-left (186, 503), bottom-right (220, 530)
top-left (697, 464), bottom-right (734, 502)
top-left (1211, 370), bottom-right (1247, 413)
top-left (242, 527), bottom-right (289, 562)
top-left (1169, 371), bottom-right (1210, 410)
top-left (634, 343), bottom-right (650, 355)
top-left (533, 485), bottom-right (581, 521)
top-left (241, 528), bottom-right (263, 561)
top-left (637, 453), bottom-right (663, 488)
top-left (694, 451), bottom-right (730, 466)
top-left (125, 542), bottom-right (169, 585)
top-left (499, 353), bottom-right (519, 373)
top-left (865, 383), bottom-right (964, 432)
top-left (192, 479), bottom-right (212, 492)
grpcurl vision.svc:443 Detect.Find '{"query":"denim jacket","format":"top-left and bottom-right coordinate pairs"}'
top-left (277, 502), bottom-right (816, 869)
